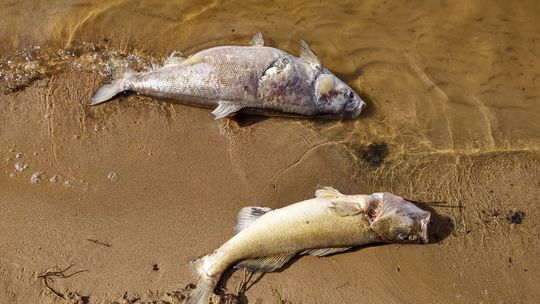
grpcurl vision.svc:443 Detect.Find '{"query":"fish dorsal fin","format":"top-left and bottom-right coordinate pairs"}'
top-left (212, 101), bottom-right (244, 119)
top-left (315, 186), bottom-right (343, 199)
top-left (164, 51), bottom-right (186, 66)
top-left (234, 206), bottom-right (273, 233)
top-left (250, 32), bottom-right (264, 46)
top-left (302, 247), bottom-right (351, 257)
top-left (235, 253), bottom-right (295, 272)
top-left (299, 40), bottom-right (321, 69)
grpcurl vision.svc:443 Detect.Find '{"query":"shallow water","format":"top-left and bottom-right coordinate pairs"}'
top-left (1, 1), bottom-right (539, 303)
top-left (2, 0), bottom-right (539, 153)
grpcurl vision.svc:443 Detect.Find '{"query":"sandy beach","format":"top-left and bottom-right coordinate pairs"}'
top-left (1, 1), bottom-right (539, 303)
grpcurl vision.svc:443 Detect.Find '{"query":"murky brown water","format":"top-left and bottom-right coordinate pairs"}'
top-left (3, 0), bottom-right (540, 152)
top-left (1, 1), bottom-right (539, 303)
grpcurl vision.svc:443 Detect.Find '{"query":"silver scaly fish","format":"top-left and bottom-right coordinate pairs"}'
top-left (90, 33), bottom-right (366, 119)
top-left (188, 186), bottom-right (431, 304)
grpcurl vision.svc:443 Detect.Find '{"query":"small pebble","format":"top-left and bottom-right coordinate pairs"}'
top-left (49, 175), bottom-right (61, 183)
top-left (107, 171), bottom-right (118, 181)
top-left (63, 180), bottom-right (73, 187)
top-left (15, 153), bottom-right (23, 159)
top-left (31, 172), bottom-right (45, 183)
top-left (15, 162), bottom-right (28, 172)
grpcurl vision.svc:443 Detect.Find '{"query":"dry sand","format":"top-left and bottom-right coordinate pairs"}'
top-left (1, 1), bottom-right (539, 303)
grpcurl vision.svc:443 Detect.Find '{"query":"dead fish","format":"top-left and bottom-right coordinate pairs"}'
top-left (90, 32), bottom-right (366, 119)
top-left (188, 186), bottom-right (431, 304)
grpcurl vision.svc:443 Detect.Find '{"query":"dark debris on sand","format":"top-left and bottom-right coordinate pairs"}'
top-left (359, 142), bottom-right (389, 167)
top-left (507, 210), bottom-right (525, 224)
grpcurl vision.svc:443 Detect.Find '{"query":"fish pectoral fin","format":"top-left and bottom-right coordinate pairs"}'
top-left (299, 40), bottom-right (321, 70)
top-left (329, 201), bottom-right (363, 217)
top-left (164, 51), bottom-right (186, 66)
top-left (235, 253), bottom-right (295, 273)
top-left (302, 247), bottom-right (352, 257)
top-left (250, 32), bottom-right (264, 46)
top-left (212, 101), bottom-right (245, 119)
top-left (315, 186), bottom-right (344, 199)
top-left (234, 206), bottom-right (273, 233)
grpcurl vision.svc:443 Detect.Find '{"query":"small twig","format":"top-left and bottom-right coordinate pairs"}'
top-left (236, 269), bottom-right (255, 296)
top-left (271, 288), bottom-right (290, 304)
top-left (335, 281), bottom-right (350, 289)
top-left (37, 264), bottom-right (88, 301)
top-left (425, 203), bottom-right (464, 209)
top-left (407, 199), bottom-right (464, 209)
top-left (86, 238), bottom-right (112, 247)
top-left (243, 271), bottom-right (263, 292)
top-left (38, 264), bottom-right (88, 279)
top-left (41, 276), bottom-right (67, 301)
top-left (236, 269), bottom-right (246, 295)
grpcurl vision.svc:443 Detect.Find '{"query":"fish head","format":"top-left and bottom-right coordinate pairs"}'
top-left (314, 73), bottom-right (366, 118)
top-left (368, 193), bottom-right (431, 244)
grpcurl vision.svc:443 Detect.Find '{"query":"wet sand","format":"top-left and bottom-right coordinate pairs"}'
top-left (1, 1), bottom-right (539, 303)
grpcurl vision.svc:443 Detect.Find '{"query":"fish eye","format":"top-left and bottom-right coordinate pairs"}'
top-left (348, 91), bottom-right (355, 100)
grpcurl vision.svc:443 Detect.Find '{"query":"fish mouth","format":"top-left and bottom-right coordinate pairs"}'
top-left (342, 99), bottom-right (366, 119)
top-left (357, 99), bottom-right (367, 116)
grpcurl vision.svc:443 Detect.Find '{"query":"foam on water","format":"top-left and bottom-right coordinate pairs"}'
top-left (0, 42), bottom-right (160, 94)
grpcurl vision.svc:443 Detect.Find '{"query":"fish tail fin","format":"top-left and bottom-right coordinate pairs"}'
top-left (90, 70), bottom-right (135, 105)
top-left (187, 254), bottom-right (220, 304)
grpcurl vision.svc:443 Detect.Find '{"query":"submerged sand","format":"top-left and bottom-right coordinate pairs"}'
top-left (1, 1), bottom-right (539, 303)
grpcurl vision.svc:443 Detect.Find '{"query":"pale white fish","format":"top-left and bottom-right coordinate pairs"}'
top-left (187, 186), bottom-right (431, 304)
top-left (90, 32), bottom-right (366, 119)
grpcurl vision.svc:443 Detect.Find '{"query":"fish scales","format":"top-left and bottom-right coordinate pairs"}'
top-left (205, 197), bottom-right (377, 279)
top-left (132, 47), bottom-right (290, 106)
top-left (90, 33), bottom-right (366, 119)
top-left (216, 197), bottom-right (375, 269)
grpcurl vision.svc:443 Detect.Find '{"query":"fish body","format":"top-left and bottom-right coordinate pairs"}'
top-left (90, 33), bottom-right (366, 119)
top-left (188, 187), bottom-right (431, 304)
